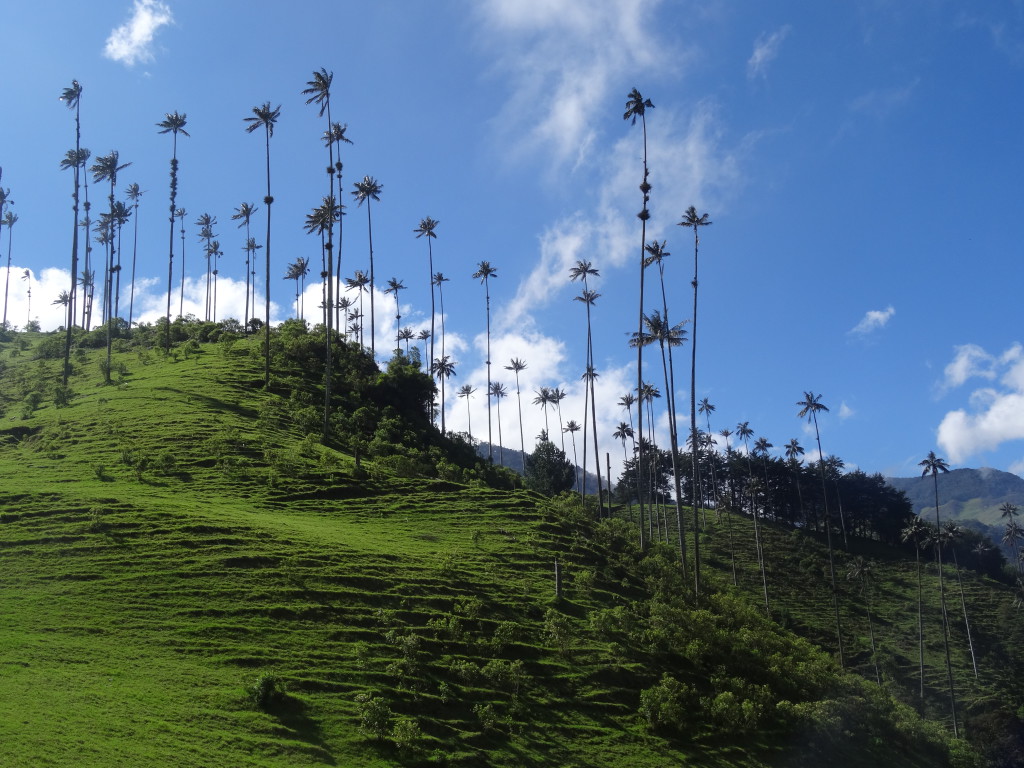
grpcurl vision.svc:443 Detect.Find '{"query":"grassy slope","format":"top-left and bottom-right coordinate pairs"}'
top-left (0, 333), bottom-right (1011, 766)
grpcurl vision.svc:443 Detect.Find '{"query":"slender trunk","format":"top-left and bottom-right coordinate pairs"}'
top-left (428, 239), bottom-right (436, 424)
top-left (128, 201), bottom-right (139, 327)
top-left (264, 127), bottom-right (272, 388)
top-left (635, 114), bottom-right (648, 552)
top-left (515, 375), bottom-right (525, 470)
top-left (367, 200), bottom-right (375, 356)
top-left (3, 222), bottom-right (12, 328)
top-left (813, 413), bottom-right (844, 668)
top-left (166, 147), bottom-right (177, 351)
top-left (63, 102), bottom-right (82, 383)
top-left (178, 212), bottom-right (186, 319)
top-left (485, 281), bottom-right (493, 461)
top-left (323, 103), bottom-right (335, 441)
top-left (916, 545), bottom-right (925, 700)
top-left (863, 577), bottom-right (880, 685)
top-left (949, 546), bottom-right (978, 678)
top-left (690, 229), bottom-right (701, 592)
top-left (932, 472), bottom-right (959, 737)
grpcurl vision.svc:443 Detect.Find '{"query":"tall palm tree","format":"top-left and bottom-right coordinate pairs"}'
top-left (920, 450), bottom-right (958, 738)
top-left (21, 270), bottom-right (32, 327)
top-left (632, 308), bottom-right (688, 561)
top-left (679, 207), bottom-right (711, 589)
top-left (457, 384), bottom-right (476, 442)
top-left (244, 102), bottom-right (281, 387)
top-left (398, 326), bottom-right (415, 353)
top-left (847, 556), bottom-right (881, 685)
top-left (91, 150), bottom-right (130, 383)
top-left (698, 397), bottom-right (719, 510)
top-left (157, 111), bottom-right (189, 351)
top-left (415, 217), bottom-right (439, 402)
top-left (433, 271), bottom-right (450, 366)
top-left (384, 277), bottom-right (406, 352)
top-left (582, 365), bottom-right (605, 512)
top-left (1000, 503), bottom-right (1021, 574)
top-left (345, 270), bottom-right (370, 348)
top-left (784, 438), bottom-right (806, 522)
top-left (549, 387), bottom-right (567, 452)
top-left (613, 421), bottom-right (635, 513)
top-left (564, 420), bottom-right (582, 495)
top-left (738, 420), bottom-right (769, 615)
top-left (352, 175), bottom-right (382, 355)
top-left (231, 202), bottom-right (258, 331)
top-left (490, 382), bottom-right (508, 465)
top-left (901, 515), bottom-right (929, 701)
top-left (506, 357), bottom-right (527, 463)
top-left (533, 386), bottom-right (553, 437)
top-left (570, 260), bottom-right (606, 516)
top-left (176, 207), bottom-right (187, 317)
top-left (304, 69), bottom-right (342, 438)
top-left (195, 213), bottom-right (217, 321)
top-left (59, 80), bottom-right (84, 382)
top-left (797, 391), bottom-right (843, 668)
top-left (324, 122), bottom-right (353, 332)
top-left (941, 521), bottom-right (979, 678)
top-left (111, 200), bottom-right (131, 320)
top-left (123, 183), bottom-right (143, 326)
top-left (624, 87), bottom-right (654, 548)
top-left (416, 328), bottom-right (430, 362)
top-left (472, 260), bottom-right (498, 461)
top-left (2, 211), bottom-right (17, 330)
top-left (824, 454), bottom-right (850, 548)
top-left (431, 355), bottom-right (456, 435)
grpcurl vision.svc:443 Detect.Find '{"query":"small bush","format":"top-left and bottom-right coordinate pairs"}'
top-left (248, 673), bottom-right (283, 711)
top-left (391, 717), bottom-right (423, 754)
top-left (355, 693), bottom-right (393, 740)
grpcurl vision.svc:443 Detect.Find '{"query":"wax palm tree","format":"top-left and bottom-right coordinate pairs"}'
top-left (797, 391), bottom-right (843, 667)
top-left (549, 387), bottom-right (567, 453)
top-left (384, 277), bottom-right (406, 352)
top-left (506, 358), bottom-right (527, 463)
top-left (490, 382), bottom-right (508, 465)
top-left (784, 438), bottom-right (806, 522)
top-left (231, 202), bottom-right (258, 331)
top-left (698, 397), bottom-right (719, 507)
top-left (919, 450), bottom-right (958, 737)
top-left (195, 213), bottom-right (217, 320)
top-left (632, 308), bottom-right (688, 561)
top-left (582, 365), bottom-right (605, 513)
top-left (717, 426), bottom-right (738, 585)
top-left (564, 420), bottom-right (582, 495)
top-left (431, 356), bottom-right (456, 435)
top-left (91, 150), bottom-right (130, 383)
top-left (176, 207), bottom-right (187, 317)
top-left (304, 69), bottom-right (343, 436)
top-left (1000, 503), bottom-right (1021, 573)
top-left (416, 328), bottom-right (430, 364)
top-left (59, 80), bottom-right (84, 380)
top-left (624, 87), bottom-right (654, 548)
top-left (21, 270), bottom-right (31, 326)
top-left (398, 326), bottom-right (415, 354)
top-left (352, 175), bottom-right (382, 355)
top-left (847, 556), bottom-right (881, 685)
top-left (415, 217), bottom-right (439, 392)
top-left (737, 420), bottom-right (769, 615)
top-left (824, 454), bottom-right (850, 548)
top-left (457, 384), bottom-right (476, 442)
top-left (156, 111), bottom-right (188, 350)
top-left (614, 421), bottom-right (635, 513)
top-left (345, 270), bottom-right (370, 348)
top-left (2, 211), bottom-right (17, 330)
top-left (244, 101), bottom-right (281, 387)
top-left (901, 516), bottom-right (929, 700)
top-left (533, 387), bottom-right (553, 437)
top-left (111, 199), bottom-right (131, 319)
top-left (209, 240), bottom-right (225, 322)
top-left (324, 122), bottom-right (353, 331)
top-left (122, 183), bottom-right (143, 326)
top-left (472, 260), bottom-right (498, 461)
top-left (941, 521), bottom-right (979, 678)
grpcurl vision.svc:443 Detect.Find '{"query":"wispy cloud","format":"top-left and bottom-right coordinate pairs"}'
top-left (849, 78), bottom-right (920, 118)
top-left (104, 0), bottom-right (173, 67)
top-left (937, 343), bottom-right (1024, 462)
top-left (747, 25), bottom-right (791, 79)
top-left (476, 0), bottom-right (669, 170)
top-left (839, 401), bottom-right (855, 420)
top-left (849, 305), bottom-right (894, 335)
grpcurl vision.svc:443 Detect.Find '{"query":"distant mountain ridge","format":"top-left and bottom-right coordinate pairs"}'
top-left (886, 467), bottom-right (1024, 525)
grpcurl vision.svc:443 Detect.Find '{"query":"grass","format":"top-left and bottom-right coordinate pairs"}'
top-left (0, 328), bottom-right (1015, 766)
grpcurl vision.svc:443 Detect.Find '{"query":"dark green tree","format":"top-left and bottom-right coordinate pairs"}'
top-left (525, 437), bottom-right (576, 497)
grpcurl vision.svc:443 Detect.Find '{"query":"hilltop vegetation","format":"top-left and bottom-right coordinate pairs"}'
top-left (1, 324), bottom-right (1022, 766)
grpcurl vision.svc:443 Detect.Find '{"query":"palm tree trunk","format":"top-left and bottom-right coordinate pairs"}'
top-left (263, 128), bottom-right (272, 388)
top-left (931, 471), bottom-right (959, 738)
top-left (366, 199), bottom-right (375, 356)
top-left (916, 545), bottom-right (925, 701)
top-left (812, 413), bottom-right (844, 669)
top-left (950, 547), bottom-right (978, 678)
top-left (63, 103), bottom-right (82, 384)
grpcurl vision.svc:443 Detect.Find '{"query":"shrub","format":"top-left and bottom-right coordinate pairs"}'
top-left (391, 717), bottom-right (424, 754)
top-left (355, 693), bottom-right (393, 740)
top-left (639, 673), bottom-right (694, 732)
top-left (248, 673), bottom-right (283, 711)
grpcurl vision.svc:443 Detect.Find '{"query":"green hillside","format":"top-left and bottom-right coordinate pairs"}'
top-left (1, 325), bottom-right (1020, 767)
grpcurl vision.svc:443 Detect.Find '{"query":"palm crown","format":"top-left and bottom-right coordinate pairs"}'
top-left (244, 102), bottom-right (281, 136)
top-left (156, 111), bottom-right (190, 138)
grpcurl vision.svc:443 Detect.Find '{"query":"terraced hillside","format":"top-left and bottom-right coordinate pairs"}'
top-left (0, 328), bottom-right (1008, 766)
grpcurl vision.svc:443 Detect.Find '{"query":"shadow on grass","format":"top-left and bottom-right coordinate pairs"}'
top-left (263, 694), bottom-right (336, 765)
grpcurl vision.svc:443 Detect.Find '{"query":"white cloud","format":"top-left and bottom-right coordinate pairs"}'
top-left (1009, 458), bottom-right (1024, 478)
top-left (747, 25), bottom-right (791, 79)
top-left (937, 343), bottom-right (1024, 463)
top-left (941, 343), bottom-right (997, 390)
top-left (849, 78), bottom-right (920, 118)
top-left (477, 0), bottom-right (668, 170)
top-left (839, 401), bottom-right (854, 420)
top-left (104, 0), bottom-right (173, 67)
top-left (849, 305), bottom-right (894, 335)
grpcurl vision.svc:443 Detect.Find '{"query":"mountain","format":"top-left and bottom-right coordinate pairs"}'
top-left (886, 467), bottom-right (1024, 525)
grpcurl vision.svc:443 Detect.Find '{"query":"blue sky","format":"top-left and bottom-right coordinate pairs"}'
top-left (2, 0), bottom-right (1023, 481)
